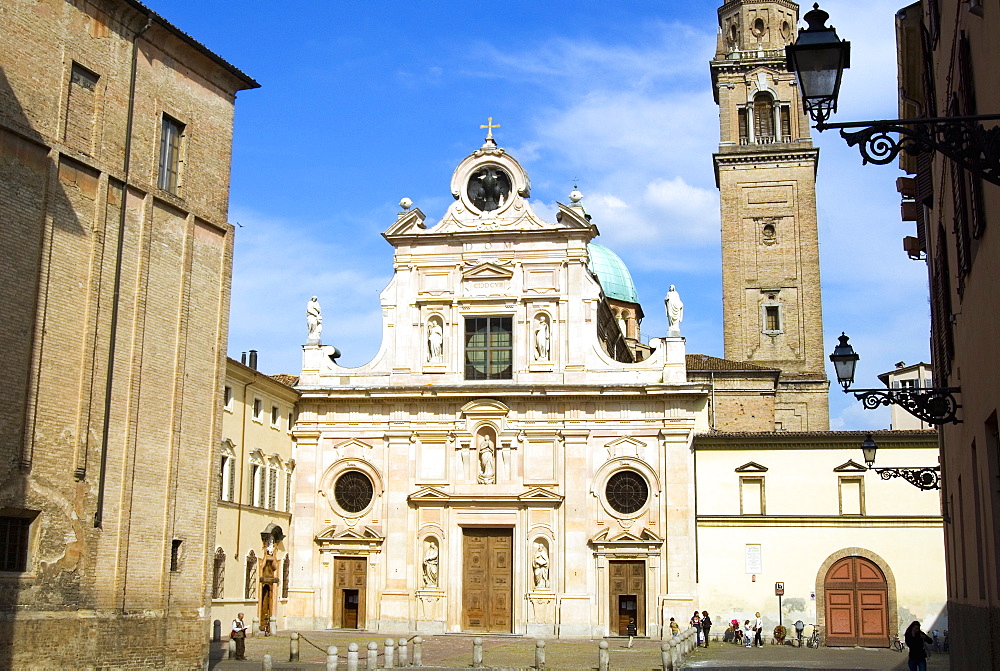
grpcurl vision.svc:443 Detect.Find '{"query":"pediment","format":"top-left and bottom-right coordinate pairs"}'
top-left (833, 459), bottom-right (868, 473)
top-left (332, 438), bottom-right (374, 451)
top-left (518, 487), bottom-right (564, 503)
top-left (315, 525), bottom-right (384, 543)
top-left (590, 528), bottom-right (663, 545)
top-left (460, 399), bottom-right (510, 417)
top-left (735, 461), bottom-right (768, 473)
top-left (555, 202), bottom-right (597, 230)
top-left (382, 208), bottom-right (427, 238)
top-left (604, 436), bottom-right (646, 459)
top-left (462, 262), bottom-right (514, 281)
top-left (409, 486), bottom-right (450, 503)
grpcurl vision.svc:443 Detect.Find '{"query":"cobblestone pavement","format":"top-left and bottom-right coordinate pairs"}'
top-left (209, 632), bottom-right (951, 670)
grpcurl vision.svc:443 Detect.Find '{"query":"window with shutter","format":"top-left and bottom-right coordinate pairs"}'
top-left (753, 93), bottom-right (775, 143)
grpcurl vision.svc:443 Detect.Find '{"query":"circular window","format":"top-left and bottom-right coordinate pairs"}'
top-left (780, 20), bottom-right (791, 39)
top-left (334, 471), bottom-right (374, 513)
top-left (467, 166), bottom-right (512, 212)
top-left (605, 470), bottom-right (649, 515)
top-left (763, 223), bottom-right (776, 238)
top-left (752, 18), bottom-right (765, 36)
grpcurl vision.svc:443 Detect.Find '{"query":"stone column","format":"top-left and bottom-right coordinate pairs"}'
top-left (559, 429), bottom-right (593, 637)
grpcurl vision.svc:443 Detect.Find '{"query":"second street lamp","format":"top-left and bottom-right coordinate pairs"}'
top-left (829, 333), bottom-right (962, 425)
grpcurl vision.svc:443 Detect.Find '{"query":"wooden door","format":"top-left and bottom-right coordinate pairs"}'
top-left (609, 560), bottom-right (645, 636)
top-left (333, 557), bottom-right (367, 629)
top-left (462, 528), bottom-right (512, 632)
top-left (824, 556), bottom-right (888, 647)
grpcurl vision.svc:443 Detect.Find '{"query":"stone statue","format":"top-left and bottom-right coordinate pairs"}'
top-left (422, 538), bottom-right (439, 587)
top-left (306, 296), bottom-right (322, 344)
top-left (532, 541), bottom-right (549, 590)
top-left (534, 315), bottom-right (550, 361)
top-left (427, 319), bottom-right (443, 363)
top-left (665, 285), bottom-right (683, 336)
top-left (477, 433), bottom-right (496, 484)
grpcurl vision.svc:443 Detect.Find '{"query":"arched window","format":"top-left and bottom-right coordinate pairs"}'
top-left (212, 547), bottom-right (226, 599)
top-left (753, 93), bottom-right (775, 143)
top-left (245, 550), bottom-right (257, 599)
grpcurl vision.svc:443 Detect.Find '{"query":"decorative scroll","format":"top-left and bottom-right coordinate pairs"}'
top-left (874, 467), bottom-right (941, 491)
top-left (854, 388), bottom-right (961, 425)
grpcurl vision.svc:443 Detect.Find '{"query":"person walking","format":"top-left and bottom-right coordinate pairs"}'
top-left (753, 611), bottom-right (764, 647)
top-left (231, 612), bottom-right (247, 660)
top-left (904, 620), bottom-right (933, 671)
top-left (669, 617), bottom-right (680, 637)
top-left (690, 611), bottom-right (702, 646)
top-left (701, 611), bottom-right (713, 647)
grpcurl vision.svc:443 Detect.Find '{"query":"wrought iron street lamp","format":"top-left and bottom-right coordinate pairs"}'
top-left (786, 4), bottom-right (1000, 187)
top-left (828, 333), bottom-right (962, 425)
top-left (860, 433), bottom-right (941, 491)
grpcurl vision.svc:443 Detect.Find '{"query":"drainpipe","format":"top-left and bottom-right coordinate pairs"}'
top-left (94, 13), bottom-right (152, 528)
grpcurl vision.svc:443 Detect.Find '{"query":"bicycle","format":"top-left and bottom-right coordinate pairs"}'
top-left (891, 633), bottom-right (905, 652)
top-left (806, 624), bottom-right (821, 648)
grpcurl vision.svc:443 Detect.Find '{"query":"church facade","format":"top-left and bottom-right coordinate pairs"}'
top-left (288, 139), bottom-right (708, 637)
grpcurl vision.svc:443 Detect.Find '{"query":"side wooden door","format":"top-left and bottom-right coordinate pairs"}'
top-left (462, 528), bottom-right (512, 632)
top-left (608, 560), bottom-right (645, 635)
top-left (824, 556), bottom-right (888, 647)
top-left (333, 557), bottom-right (367, 629)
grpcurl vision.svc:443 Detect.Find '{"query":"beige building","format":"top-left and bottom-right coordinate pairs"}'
top-left (212, 355), bottom-right (299, 636)
top-left (878, 362), bottom-right (934, 430)
top-left (0, 0), bottom-right (256, 667)
top-left (894, 1), bottom-right (1000, 667)
top-left (695, 430), bottom-right (945, 644)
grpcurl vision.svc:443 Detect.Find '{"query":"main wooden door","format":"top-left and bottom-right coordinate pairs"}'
top-left (462, 528), bottom-right (512, 632)
top-left (609, 560), bottom-right (645, 636)
top-left (824, 556), bottom-right (889, 647)
top-left (333, 557), bottom-right (366, 629)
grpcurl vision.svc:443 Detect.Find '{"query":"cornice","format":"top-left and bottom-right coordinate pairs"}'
top-left (698, 515), bottom-right (942, 528)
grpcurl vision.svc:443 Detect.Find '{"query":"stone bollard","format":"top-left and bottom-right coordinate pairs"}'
top-left (535, 640), bottom-right (546, 670)
top-left (228, 638), bottom-right (236, 660)
top-left (398, 638), bottom-right (409, 667)
top-left (367, 642), bottom-right (378, 671)
top-left (473, 637), bottom-right (484, 667)
top-left (385, 638), bottom-right (396, 669)
top-left (213, 619), bottom-right (222, 642)
top-left (660, 642), bottom-right (670, 671)
top-left (598, 640), bottom-right (609, 671)
top-left (413, 636), bottom-right (423, 667)
top-left (252, 617), bottom-right (260, 637)
top-left (327, 645), bottom-right (339, 671)
top-left (263, 653), bottom-right (273, 671)
top-left (347, 642), bottom-right (359, 671)
top-left (290, 632), bottom-right (300, 662)
top-left (668, 638), bottom-right (678, 669)
top-left (269, 616), bottom-right (277, 635)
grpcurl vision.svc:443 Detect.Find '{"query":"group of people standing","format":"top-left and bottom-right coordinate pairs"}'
top-left (667, 609), bottom-right (763, 648)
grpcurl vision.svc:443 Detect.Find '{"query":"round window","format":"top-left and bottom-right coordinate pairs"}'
top-left (467, 166), bottom-right (512, 212)
top-left (334, 471), bottom-right (374, 513)
top-left (605, 470), bottom-right (649, 515)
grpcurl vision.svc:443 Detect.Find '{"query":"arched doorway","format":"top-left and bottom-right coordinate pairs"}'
top-left (824, 556), bottom-right (889, 647)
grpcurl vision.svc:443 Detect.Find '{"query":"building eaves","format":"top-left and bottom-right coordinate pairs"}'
top-left (686, 353), bottom-right (779, 372)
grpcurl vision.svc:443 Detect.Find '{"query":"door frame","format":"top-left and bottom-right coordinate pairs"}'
top-left (815, 548), bottom-right (896, 647)
top-left (332, 556), bottom-right (367, 630)
top-left (461, 526), bottom-right (514, 634)
top-left (608, 559), bottom-right (646, 636)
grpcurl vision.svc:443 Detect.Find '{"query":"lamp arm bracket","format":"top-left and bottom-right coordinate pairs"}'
top-left (849, 387), bottom-right (962, 425)
top-left (814, 115), bottom-right (1000, 187)
top-left (873, 466), bottom-right (941, 491)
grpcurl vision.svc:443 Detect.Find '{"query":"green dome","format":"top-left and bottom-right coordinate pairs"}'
top-left (587, 243), bottom-right (639, 304)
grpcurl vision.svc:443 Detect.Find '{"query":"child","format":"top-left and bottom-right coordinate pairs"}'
top-left (670, 617), bottom-right (680, 637)
top-left (744, 620), bottom-right (753, 648)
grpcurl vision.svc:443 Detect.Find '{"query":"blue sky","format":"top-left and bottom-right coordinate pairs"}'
top-left (146, 0), bottom-right (930, 430)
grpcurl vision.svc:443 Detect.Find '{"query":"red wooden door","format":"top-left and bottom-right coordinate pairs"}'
top-left (824, 557), bottom-right (889, 647)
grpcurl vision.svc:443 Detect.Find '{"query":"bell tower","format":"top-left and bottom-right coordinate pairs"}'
top-left (711, 0), bottom-right (829, 430)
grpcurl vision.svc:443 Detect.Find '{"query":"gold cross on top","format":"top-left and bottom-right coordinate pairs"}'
top-left (480, 116), bottom-right (500, 140)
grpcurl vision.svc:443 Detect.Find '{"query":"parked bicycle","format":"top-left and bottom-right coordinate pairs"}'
top-left (891, 633), bottom-right (905, 652)
top-left (807, 624), bottom-right (821, 648)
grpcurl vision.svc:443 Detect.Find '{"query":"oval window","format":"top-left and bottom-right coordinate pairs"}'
top-left (752, 18), bottom-right (765, 36)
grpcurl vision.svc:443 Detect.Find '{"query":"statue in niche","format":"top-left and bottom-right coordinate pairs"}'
top-left (533, 541), bottom-right (549, 590)
top-left (477, 432), bottom-right (496, 484)
top-left (427, 319), bottom-right (443, 363)
top-left (534, 315), bottom-right (550, 361)
top-left (422, 538), bottom-right (439, 587)
top-left (664, 285), bottom-right (684, 336)
top-left (306, 296), bottom-right (322, 344)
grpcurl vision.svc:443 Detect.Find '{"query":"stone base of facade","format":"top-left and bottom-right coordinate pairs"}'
top-left (944, 601), bottom-right (997, 671)
top-left (0, 609), bottom-right (207, 669)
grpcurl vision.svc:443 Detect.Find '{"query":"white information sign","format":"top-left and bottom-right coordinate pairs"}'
top-left (745, 544), bottom-right (762, 573)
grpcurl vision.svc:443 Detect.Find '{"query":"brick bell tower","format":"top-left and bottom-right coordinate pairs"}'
top-left (711, 0), bottom-right (830, 430)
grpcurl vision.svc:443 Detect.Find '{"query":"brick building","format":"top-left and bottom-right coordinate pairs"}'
top-left (0, 0), bottom-right (256, 667)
